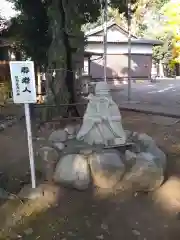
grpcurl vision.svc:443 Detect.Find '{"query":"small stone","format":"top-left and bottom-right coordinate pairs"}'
top-left (53, 142), bottom-right (65, 151)
top-left (64, 124), bottom-right (76, 135)
top-left (54, 154), bottom-right (90, 190)
top-left (101, 223), bottom-right (108, 230)
top-left (49, 129), bottom-right (68, 142)
top-left (0, 123), bottom-right (6, 130)
top-left (89, 150), bottom-right (125, 189)
top-left (68, 134), bottom-right (75, 140)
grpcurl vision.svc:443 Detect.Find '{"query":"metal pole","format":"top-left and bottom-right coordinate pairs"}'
top-left (103, 0), bottom-right (108, 83)
top-left (127, 0), bottom-right (132, 101)
top-left (24, 103), bottom-right (36, 189)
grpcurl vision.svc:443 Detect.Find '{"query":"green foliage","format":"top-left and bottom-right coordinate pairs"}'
top-left (3, 0), bottom-right (51, 66)
top-left (134, 0), bottom-right (170, 37)
top-left (3, 0), bottom-right (138, 109)
top-left (4, 0), bottom-right (137, 63)
top-left (161, 0), bottom-right (180, 65)
top-left (152, 33), bottom-right (173, 64)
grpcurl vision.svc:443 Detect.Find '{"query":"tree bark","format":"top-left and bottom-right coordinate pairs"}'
top-left (58, 0), bottom-right (75, 103)
top-left (58, 0), bottom-right (79, 116)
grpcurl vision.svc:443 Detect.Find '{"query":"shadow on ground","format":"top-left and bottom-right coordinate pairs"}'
top-left (1, 184), bottom-right (180, 240)
top-left (1, 112), bottom-right (180, 239)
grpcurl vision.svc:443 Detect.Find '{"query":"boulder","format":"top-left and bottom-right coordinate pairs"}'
top-left (38, 146), bottom-right (59, 162)
top-left (125, 150), bottom-right (137, 168)
top-left (75, 124), bottom-right (81, 134)
top-left (138, 133), bottom-right (155, 147)
top-left (147, 145), bottom-right (166, 170)
top-left (89, 150), bottom-right (125, 189)
top-left (133, 133), bottom-right (166, 169)
top-left (37, 146), bottom-right (59, 181)
top-left (123, 152), bottom-right (164, 192)
top-left (49, 129), bottom-right (68, 142)
top-left (125, 130), bottom-right (133, 141)
top-left (53, 154), bottom-right (90, 190)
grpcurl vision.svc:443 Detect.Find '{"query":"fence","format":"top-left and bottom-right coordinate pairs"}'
top-left (32, 101), bottom-right (180, 128)
top-left (33, 102), bottom-right (86, 123)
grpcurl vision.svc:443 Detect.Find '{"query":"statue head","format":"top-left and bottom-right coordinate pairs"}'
top-left (95, 82), bottom-right (110, 96)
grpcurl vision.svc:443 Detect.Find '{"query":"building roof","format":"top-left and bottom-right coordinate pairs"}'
top-left (85, 20), bottom-right (138, 39)
top-left (85, 21), bottom-right (162, 46)
top-left (86, 38), bottom-right (162, 46)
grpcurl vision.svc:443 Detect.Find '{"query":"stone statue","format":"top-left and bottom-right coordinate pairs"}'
top-left (76, 82), bottom-right (126, 146)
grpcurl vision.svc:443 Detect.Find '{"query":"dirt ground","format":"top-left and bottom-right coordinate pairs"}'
top-left (1, 111), bottom-right (180, 239)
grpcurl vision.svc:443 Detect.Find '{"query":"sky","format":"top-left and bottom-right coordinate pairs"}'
top-left (1, 0), bottom-right (17, 19)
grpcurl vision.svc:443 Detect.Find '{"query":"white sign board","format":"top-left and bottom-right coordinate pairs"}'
top-left (10, 61), bottom-right (37, 189)
top-left (9, 61), bottom-right (37, 104)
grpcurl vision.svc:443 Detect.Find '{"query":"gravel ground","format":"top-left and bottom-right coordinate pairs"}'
top-left (0, 112), bottom-right (180, 239)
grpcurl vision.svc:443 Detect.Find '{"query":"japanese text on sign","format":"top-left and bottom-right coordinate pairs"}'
top-left (9, 61), bottom-right (37, 104)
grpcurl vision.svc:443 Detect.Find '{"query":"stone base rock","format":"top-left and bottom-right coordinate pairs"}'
top-left (36, 129), bottom-right (167, 193)
top-left (49, 129), bottom-right (68, 142)
top-left (36, 146), bottom-right (59, 181)
top-left (123, 152), bottom-right (164, 192)
top-left (53, 142), bottom-right (65, 151)
top-left (89, 149), bottom-right (125, 189)
top-left (132, 133), bottom-right (166, 169)
top-left (18, 183), bottom-right (61, 200)
top-left (18, 184), bottom-right (44, 200)
top-left (64, 124), bottom-right (76, 136)
top-left (0, 188), bottom-right (12, 199)
top-left (125, 150), bottom-right (137, 168)
top-left (53, 154), bottom-right (90, 190)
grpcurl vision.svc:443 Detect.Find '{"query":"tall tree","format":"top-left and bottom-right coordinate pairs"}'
top-left (4, 0), bottom-right (137, 116)
top-left (161, 0), bottom-right (180, 66)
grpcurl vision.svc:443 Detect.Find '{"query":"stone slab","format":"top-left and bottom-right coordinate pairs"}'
top-left (18, 184), bottom-right (44, 200)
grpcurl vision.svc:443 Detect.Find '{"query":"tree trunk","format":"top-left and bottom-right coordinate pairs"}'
top-left (58, 0), bottom-right (75, 103)
top-left (58, 0), bottom-right (79, 116)
top-left (47, 0), bottom-right (81, 117)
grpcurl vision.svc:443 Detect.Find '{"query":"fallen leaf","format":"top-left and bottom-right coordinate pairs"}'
top-left (132, 229), bottom-right (140, 236)
top-left (24, 228), bottom-right (33, 235)
top-left (96, 234), bottom-right (104, 239)
top-left (101, 223), bottom-right (108, 230)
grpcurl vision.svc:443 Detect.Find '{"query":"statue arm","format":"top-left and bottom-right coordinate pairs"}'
top-left (108, 102), bottom-right (122, 121)
top-left (110, 115), bottom-right (121, 121)
top-left (84, 101), bottom-right (102, 123)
